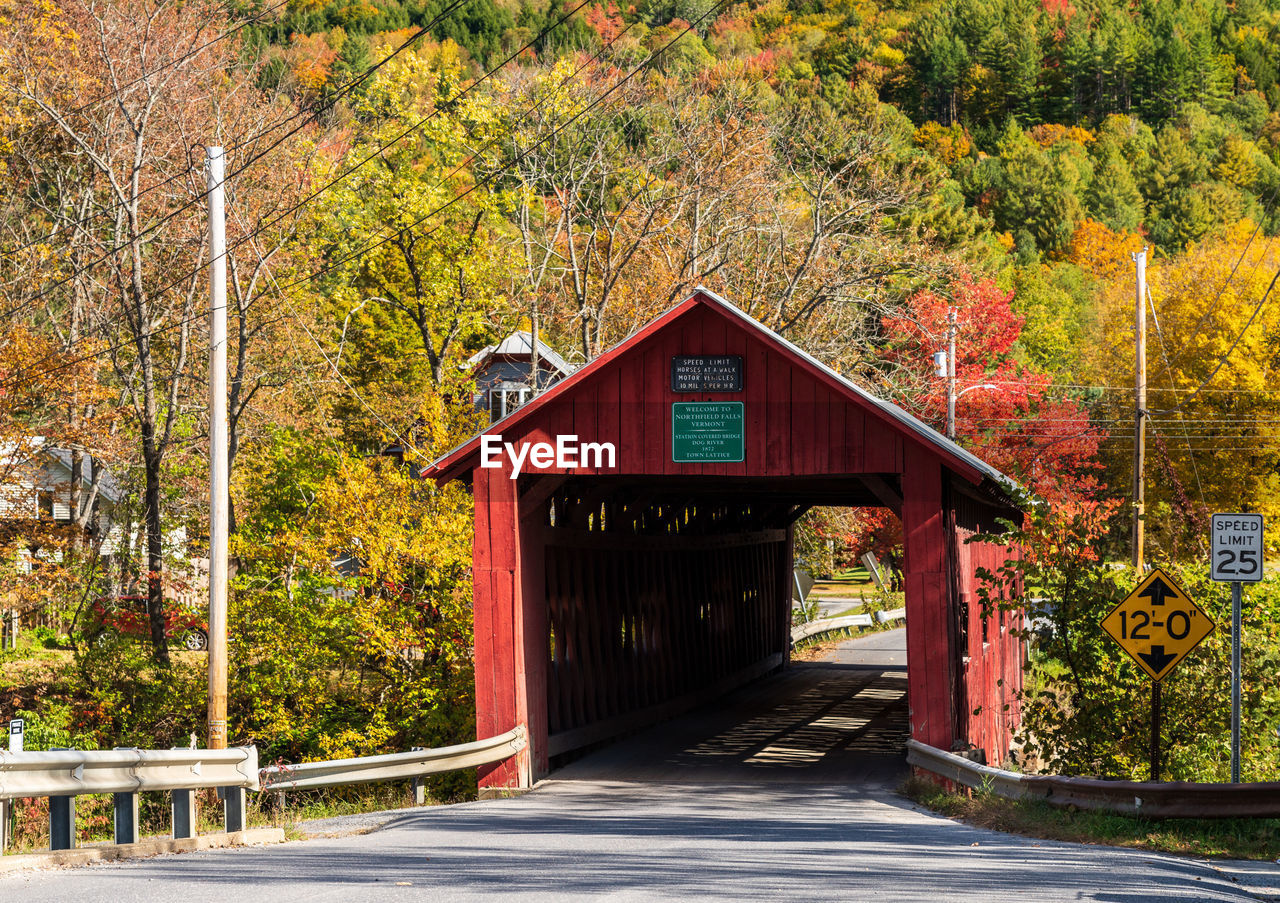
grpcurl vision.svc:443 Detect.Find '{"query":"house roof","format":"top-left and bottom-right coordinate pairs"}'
top-left (0, 440), bottom-right (122, 504)
top-left (428, 288), bottom-right (1019, 500)
top-left (465, 331), bottom-right (576, 377)
top-left (43, 447), bottom-right (122, 504)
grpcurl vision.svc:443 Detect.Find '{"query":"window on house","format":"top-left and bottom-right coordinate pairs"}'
top-left (37, 490), bottom-right (54, 520)
top-left (488, 385), bottom-right (532, 421)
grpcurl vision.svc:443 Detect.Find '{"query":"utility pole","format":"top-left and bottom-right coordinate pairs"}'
top-left (1132, 247), bottom-right (1148, 571)
top-left (207, 146), bottom-right (228, 751)
top-left (946, 309), bottom-right (958, 440)
top-left (1131, 246), bottom-right (1157, 780)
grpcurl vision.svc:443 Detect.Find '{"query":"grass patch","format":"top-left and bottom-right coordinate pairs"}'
top-left (903, 776), bottom-right (1280, 861)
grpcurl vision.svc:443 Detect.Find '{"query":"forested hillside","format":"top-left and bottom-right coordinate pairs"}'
top-left (2, 0), bottom-right (1279, 776)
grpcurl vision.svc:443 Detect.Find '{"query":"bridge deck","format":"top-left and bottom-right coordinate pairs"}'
top-left (547, 628), bottom-right (908, 788)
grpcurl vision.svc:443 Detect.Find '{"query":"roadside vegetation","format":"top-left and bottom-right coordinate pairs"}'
top-left (904, 776), bottom-right (1280, 862)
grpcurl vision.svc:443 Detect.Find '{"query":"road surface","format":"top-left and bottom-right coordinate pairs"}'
top-left (4, 629), bottom-right (1278, 901)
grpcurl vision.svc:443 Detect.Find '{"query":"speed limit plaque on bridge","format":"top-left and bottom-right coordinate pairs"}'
top-left (1101, 568), bottom-right (1214, 682)
top-left (1211, 513), bottom-right (1264, 582)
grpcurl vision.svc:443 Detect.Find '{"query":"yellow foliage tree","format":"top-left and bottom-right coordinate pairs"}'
top-left (1088, 220), bottom-right (1280, 554)
top-left (1067, 219), bottom-right (1146, 280)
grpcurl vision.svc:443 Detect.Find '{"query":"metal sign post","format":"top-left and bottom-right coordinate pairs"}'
top-left (1210, 513), bottom-right (1264, 783)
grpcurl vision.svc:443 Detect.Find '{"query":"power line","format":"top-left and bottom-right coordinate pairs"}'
top-left (1, 0), bottom-right (470, 320)
top-left (1, 2), bottom-right (721, 392)
top-left (1, 0), bottom-right (293, 259)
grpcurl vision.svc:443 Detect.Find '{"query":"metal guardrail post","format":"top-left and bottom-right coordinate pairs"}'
top-left (49, 795), bottom-right (75, 850)
top-left (113, 792), bottom-right (139, 845)
top-left (1, 798), bottom-right (9, 851)
top-left (171, 789), bottom-right (196, 840)
top-left (223, 786), bottom-right (246, 833)
top-left (411, 748), bottom-right (425, 805)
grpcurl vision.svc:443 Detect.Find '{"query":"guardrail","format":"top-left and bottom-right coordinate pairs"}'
top-left (0, 746), bottom-right (258, 850)
top-left (791, 608), bottom-right (905, 645)
top-left (1, 728), bottom-right (528, 857)
top-left (906, 739), bottom-right (1280, 818)
top-left (259, 727), bottom-right (526, 792)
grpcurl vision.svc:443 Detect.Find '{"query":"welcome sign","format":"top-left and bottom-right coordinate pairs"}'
top-left (672, 402), bottom-right (744, 462)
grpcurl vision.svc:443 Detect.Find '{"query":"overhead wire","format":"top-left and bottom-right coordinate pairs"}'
top-left (0, 0), bottom-right (472, 320)
top-left (1, 0), bottom-right (293, 258)
top-left (0, 0), bottom-right (721, 392)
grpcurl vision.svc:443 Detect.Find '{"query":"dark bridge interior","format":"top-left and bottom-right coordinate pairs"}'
top-left (530, 475), bottom-right (902, 769)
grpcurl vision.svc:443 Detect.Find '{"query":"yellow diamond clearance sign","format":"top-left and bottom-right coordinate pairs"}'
top-left (1100, 568), bottom-right (1215, 682)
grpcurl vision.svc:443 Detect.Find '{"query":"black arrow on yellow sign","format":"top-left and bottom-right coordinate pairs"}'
top-left (1137, 577), bottom-right (1179, 606)
top-left (1138, 645), bottom-right (1177, 674)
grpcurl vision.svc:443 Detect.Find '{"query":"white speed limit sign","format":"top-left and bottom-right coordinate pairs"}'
top-left (1211, 513), bottom-right (1264, 582)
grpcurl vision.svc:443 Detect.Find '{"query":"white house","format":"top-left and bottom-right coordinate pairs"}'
top-left (466, 331), bottom-right (576, 422)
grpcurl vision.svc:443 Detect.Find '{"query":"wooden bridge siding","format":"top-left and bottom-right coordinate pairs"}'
top-left (902, 446), bottom-right (956, 751)
top-left (473, 465), bottom-right (527, 788)
top-left (487, 308), bottom-right (901, 480)
top-left (953, 491), bottom-right (1023, 765)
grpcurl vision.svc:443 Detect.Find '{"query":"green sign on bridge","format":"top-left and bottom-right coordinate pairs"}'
top-left (672, 402), bottom-right (744, 462)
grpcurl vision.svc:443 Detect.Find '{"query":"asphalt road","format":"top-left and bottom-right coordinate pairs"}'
top-left (4, 629), bottom-right (1279, 902)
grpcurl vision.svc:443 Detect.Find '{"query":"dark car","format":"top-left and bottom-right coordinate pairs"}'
top-left (85, 595), bottom-right (209, 651)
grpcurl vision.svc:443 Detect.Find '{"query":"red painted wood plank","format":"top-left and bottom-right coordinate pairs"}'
top-left (812, 378), bottom-right (830, 475)
top-left (786, 372), bottom-right (807, 476)
top-left (827, 392), bottom-right (844, 474)
top-left (903, 570), bottom-right (929, 742)
top-left (723, 317), bottom-right (750, 478)
top-left (659, 325), bottom-right (684, 476)
top-left (765, 351), bottom-right (790, 474)
top-left (571, 380), bottom-right (598, 476)
top-left (642, 343), bottom-right (665, 475)
top-left (619, 349), bottom-right (644, 473)
top-left (844, 405), bottom-right (864, 472)
top-left (865, 417), bottom-right (896, 473)
top-left (472, 467), bottom-right (495, 742)
top-left (595, 364), bottom-right (621, 477)
top-left (745, 330), bottom-right (768, 474)
top-left (518, 512), bottom-right (548, 779)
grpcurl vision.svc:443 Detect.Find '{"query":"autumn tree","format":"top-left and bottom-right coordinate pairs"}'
top-left (313, 42), bottom-right (509, 446)
top-left (1088, 221), bottom-right (1280, 554)
top-left (4, 0), bottom-right (319, 663)
top-left (880, 274), bottom-right (1105, 508)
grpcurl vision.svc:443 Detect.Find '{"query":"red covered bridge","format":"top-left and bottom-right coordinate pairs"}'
top-left (427, 289), bottom-right (1023, 790)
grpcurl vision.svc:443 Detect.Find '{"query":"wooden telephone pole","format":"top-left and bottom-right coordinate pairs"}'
top-left (1132, 247), bottom-right (1148, 570)
top-left (1132, 246), bottom-right (1157, 780)
top-left (207, 146), bottom-right (228, 750)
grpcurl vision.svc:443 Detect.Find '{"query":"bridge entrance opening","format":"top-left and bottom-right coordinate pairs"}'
top-left (427, 290), bottom-right (1024, 792)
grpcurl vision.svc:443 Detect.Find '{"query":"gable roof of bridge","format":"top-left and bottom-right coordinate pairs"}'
top-left (426, 288), bottom-right (1019, 500)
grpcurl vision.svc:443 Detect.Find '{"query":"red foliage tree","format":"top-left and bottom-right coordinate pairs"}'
top-left (879, 273), bottom-right (1106, 511)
